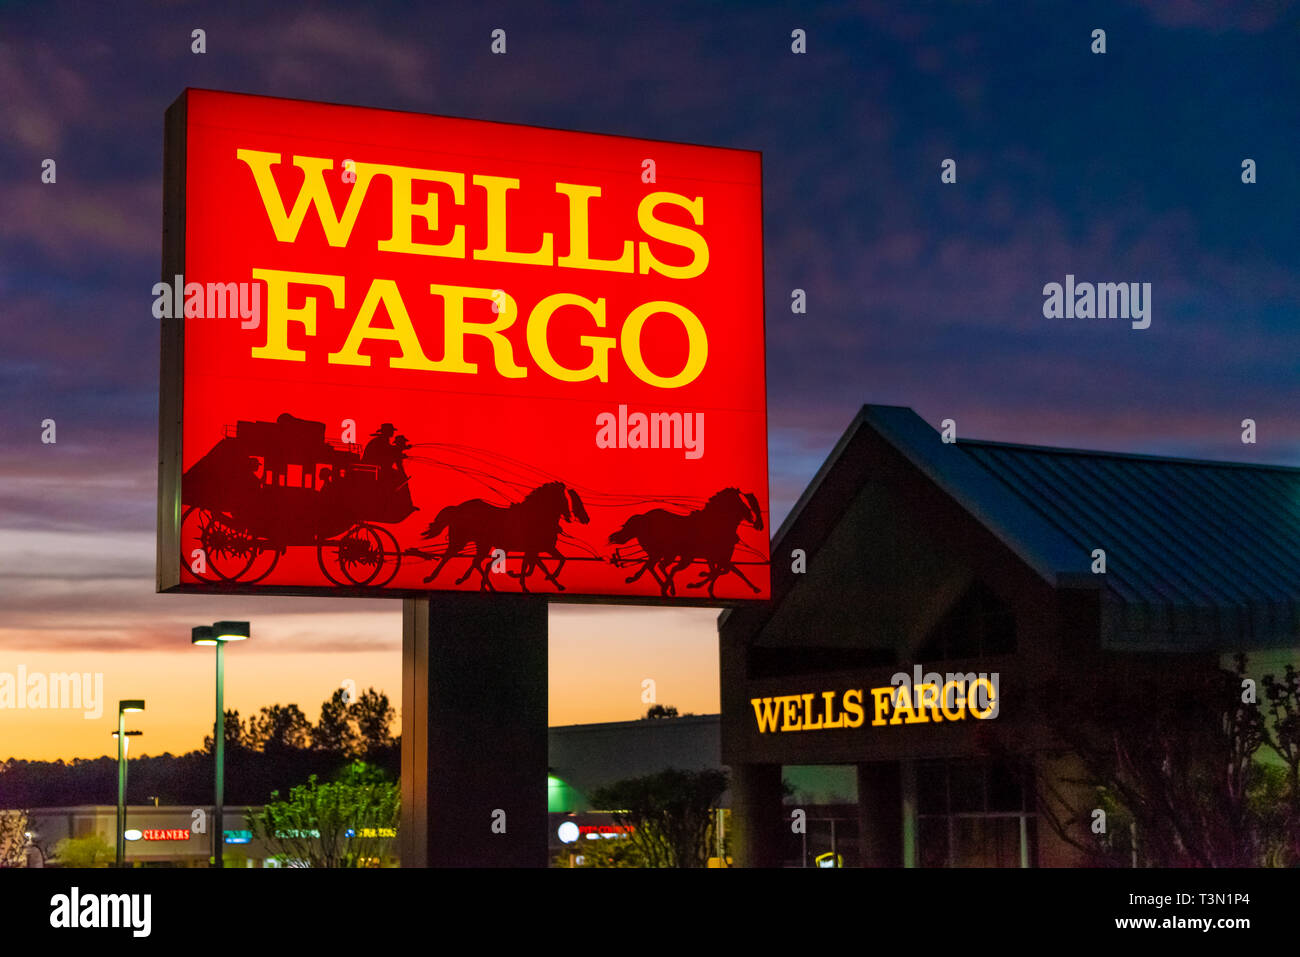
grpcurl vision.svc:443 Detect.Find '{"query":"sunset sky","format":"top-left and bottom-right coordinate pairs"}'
top-left (2, 0), bottom-right (1297, 760)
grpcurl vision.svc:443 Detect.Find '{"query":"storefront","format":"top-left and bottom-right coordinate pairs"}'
top-left (720, 405), bottom-right (1300, 867)
top-left (27, 806), bottom-right (270, 867)
top-left (26, 719), bottom-right (729, 867)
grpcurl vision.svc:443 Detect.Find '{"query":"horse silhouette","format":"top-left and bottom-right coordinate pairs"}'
top-left (608, 488), bottom-right (763, 597)
top-left (419, 481), bottom-right (588, 592)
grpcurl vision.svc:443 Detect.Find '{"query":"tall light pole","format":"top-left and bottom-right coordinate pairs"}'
top-left (193, 620), bottom-right (249, 868)
top-left (112, 728), bottom-right (142, 866)
top-left (115, 700), bottom-right (144, 867)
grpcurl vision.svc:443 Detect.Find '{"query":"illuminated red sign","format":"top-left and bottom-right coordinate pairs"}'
top-left (158, 89), bottom-right (769, 603)
top-left (142, 829), bottom-right (191, 842)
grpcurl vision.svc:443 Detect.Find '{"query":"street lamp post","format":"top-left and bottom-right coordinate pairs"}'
top-left (115, 700), bottom-right (144, 867)
top-left (112, 728), bottom-right (143, 867)
top-left (193, 621), bottom-right (249, 868)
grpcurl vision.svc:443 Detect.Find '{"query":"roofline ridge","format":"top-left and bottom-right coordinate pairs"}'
top-left (960, 437), bottom-right (1300, 472)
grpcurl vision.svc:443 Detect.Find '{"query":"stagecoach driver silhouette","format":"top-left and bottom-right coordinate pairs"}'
top-left (362, 426), bottom-right (417, 524)
top-left (363, 423), bottom-right (400, 470)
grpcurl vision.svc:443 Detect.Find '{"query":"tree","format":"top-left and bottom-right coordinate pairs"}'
top-left (560, 810), bottom-right (733, 868)
top-left (0, 691), bottom-right (401, 809)
top-left (248, 763), bottom-right (399, 868)
top-left (51, 834), bottom-right (113, 868)
top-left (1261, 664), bottom-right (1300, 862)
top-left (314, 689), bottom-right (358, 756)
top-left (1031, 654), bottom-right (1298, 867)
top-left (246, 704), bottom-right (313, 753)
top-left (590, 768), bottom-right (728, 867)
top-left (332, 758), bottom-right (392, 786)
top-left (642, 704), bottom-right (678, 719)
top-left (0, 809), bottom-right (31, 867)
top-left (350, 689), bottom-right (397, 759)
top-left (202, 709), bottom-right (247, 754)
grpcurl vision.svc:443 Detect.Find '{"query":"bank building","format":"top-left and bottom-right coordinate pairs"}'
top-left (719, 405), bottom-right (1300, 867)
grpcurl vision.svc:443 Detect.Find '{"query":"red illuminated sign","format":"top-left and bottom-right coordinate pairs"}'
top-left (578, 824), bottom-right (635, 835)
top-left (158, 89), bottom-right (768, 602)
top-left (142, 829), bottom-right (191, 842)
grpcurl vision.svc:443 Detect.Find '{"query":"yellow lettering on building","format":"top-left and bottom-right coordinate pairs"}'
top-left (750, 682), bottom-right (1000, 732)
top-left (939, 681), bottom-right (967, 722)
top-left (915, 682), bottom-right (942, 722)
top-left (800, 693), bottom-right (822, 730)
top-left (969, 677), bottom-right (997, 719)
top-left (821, 690), bottom-right (843, 729)
top-left (842, 688), bottom-right (865, 728)
top-left (780, 695), bottom-right (801, 731)
top-left (869, 686), bottom-right (894, 727)
top-left (751, 697), bottom-right (781, 734)
top-left (889, 685), bottom-right (916, 725)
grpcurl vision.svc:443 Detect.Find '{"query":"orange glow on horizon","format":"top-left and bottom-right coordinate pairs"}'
top-left (0, 606), bottom-right (720, 761)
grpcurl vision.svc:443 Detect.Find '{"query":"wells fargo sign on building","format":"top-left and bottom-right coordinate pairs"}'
top-left (157, 89), bottom-right (769, 602)
top-left (750, 678), bottom-right (1000, 733)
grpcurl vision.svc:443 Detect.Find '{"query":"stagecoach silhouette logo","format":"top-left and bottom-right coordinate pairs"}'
top-left (182, 413), bottom-right (414, 587)
top-left (607, 488), bottom-right (762, 598)
top-left (182, 412), bottom-right (764, 597)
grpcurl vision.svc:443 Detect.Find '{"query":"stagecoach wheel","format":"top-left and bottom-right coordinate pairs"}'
top-left (320, 523), bottom-right (385, 587)
top-left (371, 526), bottom-right (402, 588)
top-left (316, 537), bottom-right (345, 587)
top-left (182, 506), bottom-right (258, 582)
top-left (238, 542), bottom-right (281, 584)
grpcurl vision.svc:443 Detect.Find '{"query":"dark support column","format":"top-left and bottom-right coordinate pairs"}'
top-left (400, 594), bottom-right (549, 867)
top-left (857, 761), bottom-right (903, 867)
top-left (731, 762), bottom-right (785, 868)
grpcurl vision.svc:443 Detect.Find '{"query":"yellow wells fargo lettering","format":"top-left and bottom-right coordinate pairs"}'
top-left (235, 151), bottom-right (713, 389)
top-left (750, 681), bottom-right (997, 733)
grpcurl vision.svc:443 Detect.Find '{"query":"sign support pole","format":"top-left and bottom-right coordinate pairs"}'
top-left (401, 594), bottom-right (549, 867)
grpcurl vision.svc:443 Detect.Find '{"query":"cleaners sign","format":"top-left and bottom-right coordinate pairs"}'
top-left (158, 89), bottom-right (768, 603)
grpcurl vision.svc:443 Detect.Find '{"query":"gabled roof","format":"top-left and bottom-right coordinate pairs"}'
top-left (726, 405), bottom-right (1300, 651)
top-left (960, 439), bottom-right (1300, 612)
